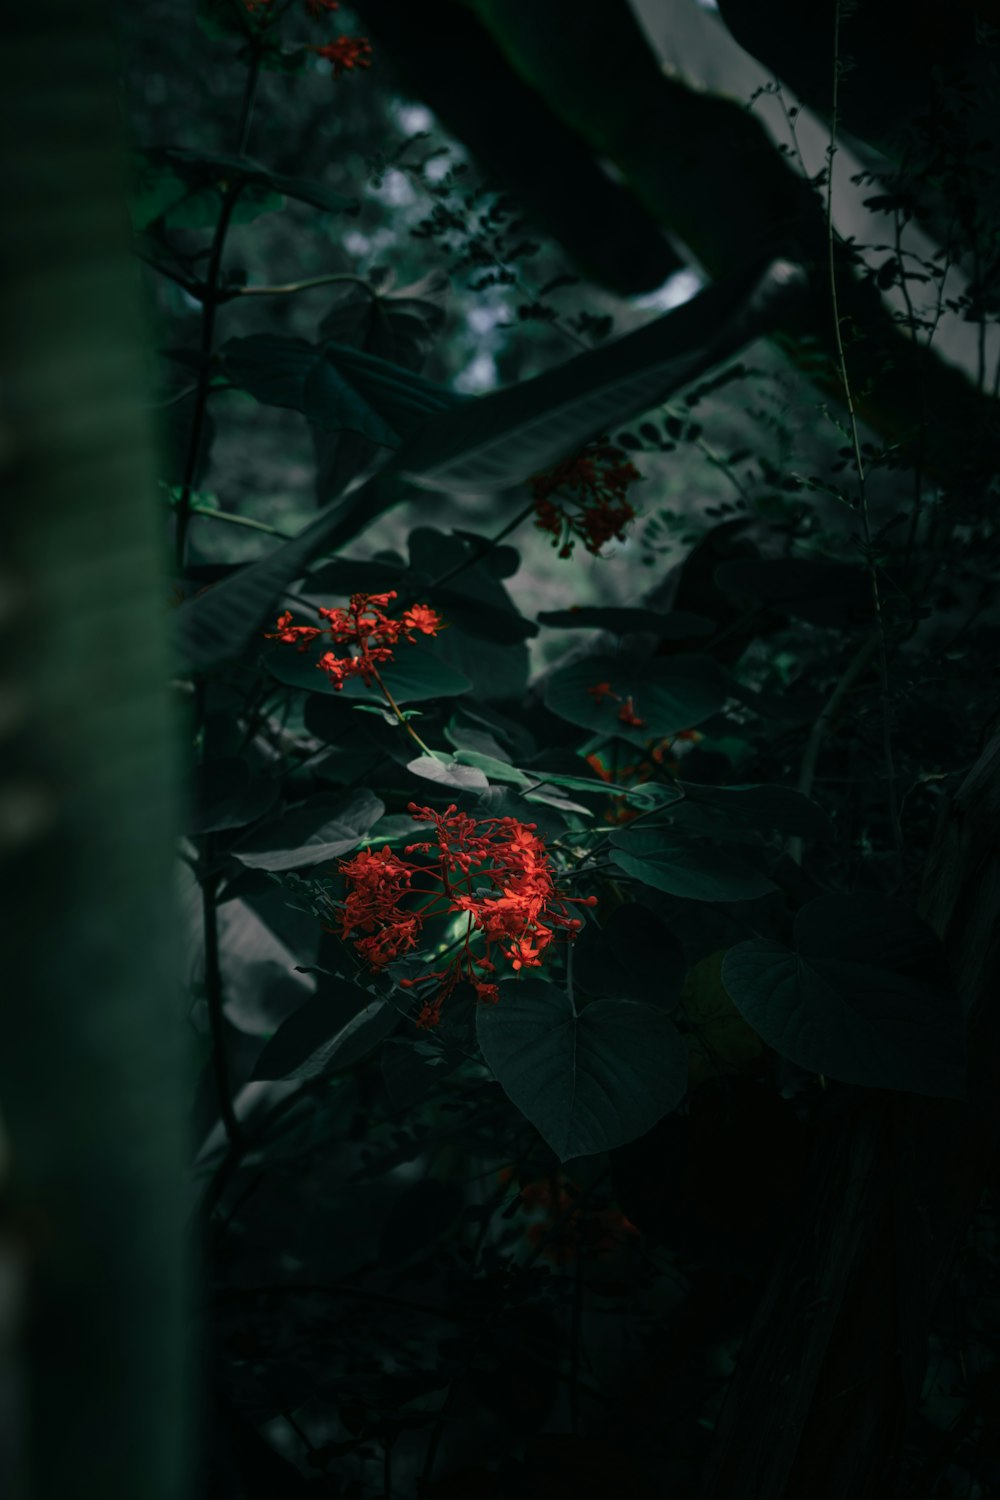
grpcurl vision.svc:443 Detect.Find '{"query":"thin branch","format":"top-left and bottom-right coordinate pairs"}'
top-left (826, 1), bottom-right (904, 871)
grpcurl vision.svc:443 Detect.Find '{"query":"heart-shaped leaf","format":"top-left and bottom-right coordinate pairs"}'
top-left (721, 894), bottom-right (964, 1097)
top-left (543, 653), bottom-right (731, 744)
top-left (477, 979), bottom-right (688, 1160)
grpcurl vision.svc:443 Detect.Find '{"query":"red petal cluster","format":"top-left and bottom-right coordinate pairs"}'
top-left (586, 679), bottom-right (646, 728)
top-left (265, 591), bottom-right (442, 690)
top-left (338, 805), bottom-right (596, 1028)
top-left (530, 438), bottom-right (640, 558)
top-left (311, 34), bottom-right (373, 76)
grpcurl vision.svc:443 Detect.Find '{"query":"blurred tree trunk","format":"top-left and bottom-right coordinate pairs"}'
top-left (0, 4), bottom-right (188, 1498)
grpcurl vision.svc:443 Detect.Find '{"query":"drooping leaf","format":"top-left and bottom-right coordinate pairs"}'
top-left (252, 983), bottom-right (399, 1081)
top-left (543, 653), bottom-right (731, 744)
top-left (572, 903), bottom-right (685, 1008)
top-left (610, 828), bottom-right (776, 901)
top-left (394, 257), bottom-right (805, 492)
top-left (477, 978), bottom-right (688, 1161)
top-left (176, 262), bottom-right (803, 671)
top-left (721, 894), bottom-right (964, 1097)
top-left (537, 606), bottom-right (714, 638)
top-left (232, 789), bottom-right (384, 870)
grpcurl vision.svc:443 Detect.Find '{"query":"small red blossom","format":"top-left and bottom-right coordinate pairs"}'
top-left (304, 0), bottom-right (339, 14)
top-left (586, 681), bottom-right (615, 704)
top-left (311, 34), bottom-right (373, 77)
top-left (265, 592), bottom-right (442, 690)
top-left (585, 752), bottom-right (613, 784)
top-left (617, 696), bottom-right (646, 729)
top-left (530, 438), bottom-right (640, 558)
top-left (336, 805), bottom-right (595, 1027)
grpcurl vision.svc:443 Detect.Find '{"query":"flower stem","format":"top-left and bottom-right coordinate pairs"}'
top-left (370, 665), bottom-right (437, 757)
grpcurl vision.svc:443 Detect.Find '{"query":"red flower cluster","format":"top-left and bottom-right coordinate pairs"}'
top-left (311, 34), bottom-right (373, 76)
top-left (587, 680), bottom-right (646, 728)
top-left (266, 591), bottom-right (441, 690)
top-left (530, 439), bottom-right (640, 558)
top-left (338, 805), bottom-right (596, 1027)
top-left (500, 1170), bottom-right (640, 1265)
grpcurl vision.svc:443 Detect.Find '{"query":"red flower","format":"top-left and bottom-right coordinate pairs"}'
top-left (264, 610), bottom-right (323, 651)
top-left (530, 438), bottom-right (640, 558)
top-left (311, 34), bottom-right (373, 77)
top-left (304, 0), bottom-right (339, 14)
top-left (617, 696), bottom-right (646, 729)
top-left (265, 592), bottom-right (442, 690)
top-left (586, 681), bottom-right (615, 704)
top-left (337, 805), bottom-right (595, 1027)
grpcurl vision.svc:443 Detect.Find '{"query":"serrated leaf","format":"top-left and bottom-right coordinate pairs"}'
top-left (721, 894), bottom-right (964, 1097)
top-left (478, 979), bottom-right (688, 1160)
top-left (610, 828), bottom-right (776, 901)
top-left (232, 789), bottom-right (384, 870)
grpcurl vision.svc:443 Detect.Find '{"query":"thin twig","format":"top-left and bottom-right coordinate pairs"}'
top-left (825, 1), bottom-right (903, 871)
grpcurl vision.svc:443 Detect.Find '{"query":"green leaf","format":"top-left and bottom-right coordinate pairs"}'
top-left (263, 638), bottom-right (471, 704)
top-left (573, 903), bottom-right (685, 1008)
top-left (252, 984), bottom-right (399, 1081)
top-left (393, 258), bottom-right (805, 492)
top-left (543, 653), bottom-right (731, 744)
top-left (232, 789), bottom-right (384, 870)
top-left (223, 336), bottom-right (398, 444)
top-left (537, 607), bottom-right (714, 638)
top-left (477, 979), bottom-right (689, 1161)
top-left (610, 828), bottom-right (776, 901)
top-left (189, 757), bottom-right (279, 833)
top-left (339, 645), bottom-right (471, 704)
top-left (406, 754), bottom-right (490, 791)
top-left (721, 895), bottom-right (964, 1097)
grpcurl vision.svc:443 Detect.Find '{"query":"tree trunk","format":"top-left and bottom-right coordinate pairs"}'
top-left (0, 4), bottom-right (189, 1497)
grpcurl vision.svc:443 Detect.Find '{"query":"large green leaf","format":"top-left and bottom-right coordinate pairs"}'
top-left (137, 147), bottom-right (357, 219)
top-left (543, 653), bottom-right (731, 744)
top-left (176, 262), bottom-right (802, 671)
top-left (262, 634), bottom-right (470, 703)
top-left (477, 979), bottom-right (689, 1160)
top-left (394, 257), bottom-right (805, 492)
top-left (251, 983), bottom-right (399, 1081)
top-left (610, 828), bottom-right (776, 901)
top-left (721, 894), bottom-right (965, 1097)
top-left (232, 788), bottom-right (384, 870)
